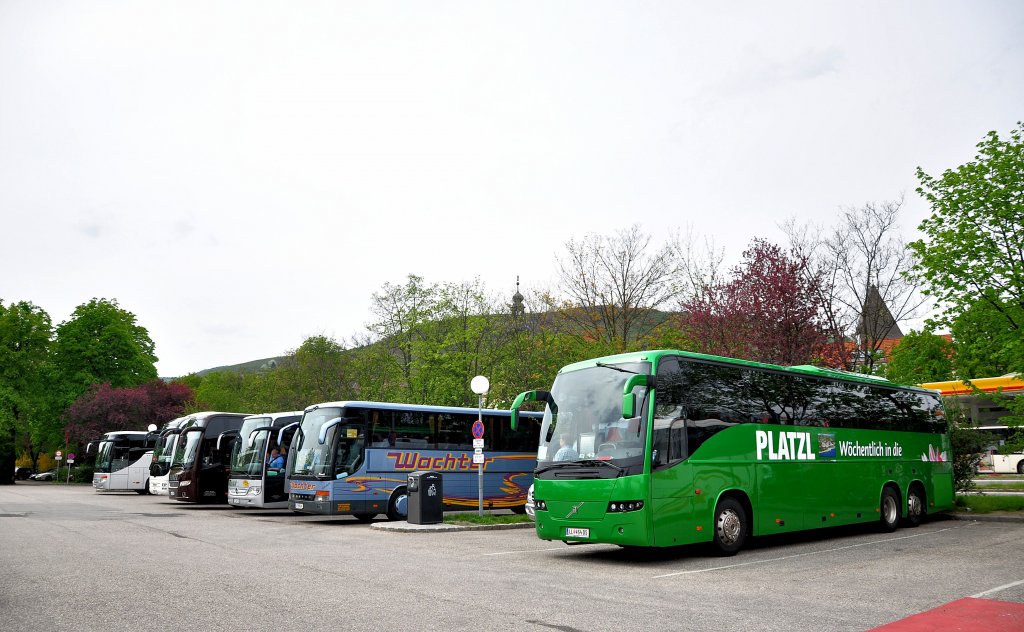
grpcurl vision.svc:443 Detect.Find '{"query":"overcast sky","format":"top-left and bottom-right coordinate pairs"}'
top-left (1, 1), bottom-right (1022, 377)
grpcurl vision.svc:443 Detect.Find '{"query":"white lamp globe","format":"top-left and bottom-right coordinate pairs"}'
top-left (470, 375), bottom-right (490, 395)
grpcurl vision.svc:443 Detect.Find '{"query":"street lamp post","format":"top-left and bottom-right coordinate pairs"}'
top-left (470, 375), bottom-right (490, 517)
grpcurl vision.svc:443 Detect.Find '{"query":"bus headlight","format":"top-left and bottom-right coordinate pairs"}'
top-left (535, 500), bottom-right (547, 511)
top-left (607, 500), bottom-right (643, 513)
top-left (249, 486), bottom-right (261, 496)
top-left (178, 480), bottom-right (191, 487)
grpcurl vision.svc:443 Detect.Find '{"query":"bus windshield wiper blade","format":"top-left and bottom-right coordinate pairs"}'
top-left (535, 462), bottom-right (579, 475)
top-left (595, 362), bottom-right (640, 374)
top-left (535, 459), bottom-right (623, 476)
top-left (575, 459), bottom-right (623, 472)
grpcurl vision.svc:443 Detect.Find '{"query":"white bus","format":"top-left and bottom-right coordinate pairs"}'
top-left (228, 411), bottom-right (303, 508)
top-left (91, 431), bottom-right (158, 493)
top-left (149, 416), bottom-right (188, 495)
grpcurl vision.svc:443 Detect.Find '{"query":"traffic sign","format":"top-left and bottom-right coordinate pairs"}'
top-left (472, 438), bottom-right (484, 449)
top-left (54, 455), bottom-right (62, 461)
top-left (55, 451), bottom-right (62, 457)
top-left (68, 453), bottom-right (75, 461)
top-left (472, 453), bottom-right (485, 464)
top-left (471, 420), bottom-right (484, 439)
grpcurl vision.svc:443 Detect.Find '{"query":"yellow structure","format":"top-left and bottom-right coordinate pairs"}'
top-left (920, 374), bottom-right (1024, 426)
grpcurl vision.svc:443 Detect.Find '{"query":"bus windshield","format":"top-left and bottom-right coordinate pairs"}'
top-left (152, 433), bottom-right (177, 467)
top-left (536, 362), bottom-right (650, 472)
top-left (291, 407), bottom-right (342, 477)
top-left (173, 430), bottom-right (203, 469)
top-left (290, 407), bottom-right (365, 479)
top-left (231, 417), bottom-right (272, 476)
top-left (94, 441), bottom-right (114, 472)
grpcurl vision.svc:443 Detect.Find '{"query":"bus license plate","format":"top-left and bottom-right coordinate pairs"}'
top-left (294, 503), bottom-right (304, 510)
top-left (565, 527), bottom-right (589, 538)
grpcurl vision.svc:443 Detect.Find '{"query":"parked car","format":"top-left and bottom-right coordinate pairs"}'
top-left (31, 469), bottom-right (57, 481)
top-left (525, 483), bottom-right (535, 520)
top-left (14, 467), bottom-right (35, 480)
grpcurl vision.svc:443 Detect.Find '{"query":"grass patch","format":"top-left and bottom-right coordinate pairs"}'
top-left (974, 482), bottom-right (1024, 490)
top-left (443, 512), bottom-right (534, 525)
top-left (955, 495), bottom-right (1024, 513)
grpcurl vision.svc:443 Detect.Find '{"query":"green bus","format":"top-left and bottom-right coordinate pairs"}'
top-left (510, 350), bottom-right (953, 554)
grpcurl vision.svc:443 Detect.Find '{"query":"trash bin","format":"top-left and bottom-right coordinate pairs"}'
top-left (407, 470), bottom-right (443, 524)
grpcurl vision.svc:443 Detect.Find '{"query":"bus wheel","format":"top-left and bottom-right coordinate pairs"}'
top-left (713, 497), bottom-right (747, 556)
top-left (510, 504), bottom-right (526, 515)
top-left (905, 485), bottom-right (925, 528)
top-left (386, 488), bottom-right (408, 521)
top-left (1018, 460), bottom-right (1024, 475)
top-left (879, 486), bottom-right (900, 533)
top-left (136, 482), bottom-right (150, 495)
top-left (353, 513), bottom-right (376, 523)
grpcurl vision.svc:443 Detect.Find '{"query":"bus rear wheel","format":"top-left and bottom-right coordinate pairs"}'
top-left (353, 513), bottom-right (376, 523)
top-left (386, 488), bottom-right (408, 521)
top-left (905, 486), bottom-right (925, 527)
top-left (879, 486), bottom-right (900, 533)
top-left (713, 497), bottom-right (748, 556)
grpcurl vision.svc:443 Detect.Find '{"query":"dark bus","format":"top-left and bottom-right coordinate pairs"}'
top-left (169, 412), bottom-right (251, 503)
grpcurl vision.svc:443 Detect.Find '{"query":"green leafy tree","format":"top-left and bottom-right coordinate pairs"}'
top-left (884, 330), bottom-right (954, 385)
top-left (191, 371), bottom-right (250, 412)
top-left (910, 123), bottom-right (1024, 374)
top-left (0, 301), bottom-right (55, 483)
top-left (274, 335), bottom-right (353, 409)
top-left (949, 298), bottom-right (1024, 379)
top-left (52, 298), bottom-right (159, 406)
top-left (366, 274), bottom-right (438, 402)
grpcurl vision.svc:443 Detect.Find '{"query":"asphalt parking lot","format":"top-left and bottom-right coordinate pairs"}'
top-left (2, 483), bottom-right (1022, 632)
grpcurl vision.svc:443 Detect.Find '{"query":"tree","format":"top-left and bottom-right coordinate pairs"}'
top-left (552, 225), bottom-right (679, 352)
top-left (949, 299), bottom-right (1024, 378)
top-left (681, 239), bottom-right (828, 365)
top-left (910, 122), bottom-right (1024, 374)
top-left (52, 298), bottom-right (159, 406)
top-left (0, 300), bottom-right (55, 483)
top-left (64, 380), bottom-right (194, 444)
top-left (276, 335), bottom-right (353, 408)
top-left (883, 330), bottom-right (954, 385)
top-left (785, 198), bottom-right (925, 373)
top-left (365, 274), bottom-right (438, 402)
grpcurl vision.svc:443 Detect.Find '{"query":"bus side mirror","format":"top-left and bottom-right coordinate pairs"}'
top-left (510, 390), bottom-right (553, 430)
top-left (623, 392), bottom-right (637, 419)
top-left (622, 374), bottom-right (653, 419)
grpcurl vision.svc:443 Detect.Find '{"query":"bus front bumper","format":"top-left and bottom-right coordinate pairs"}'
top-left (535, 510), bottom-right (649, 547)
top-left (289, 498), bottom-right (333, 515)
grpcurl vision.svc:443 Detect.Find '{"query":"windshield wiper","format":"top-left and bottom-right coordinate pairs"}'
top-left (575, 459), bottom-right (623, 472)
top-left (595, 362), bottom-right (640, 374)
top-left (535, 459), bottom-right (623, 476)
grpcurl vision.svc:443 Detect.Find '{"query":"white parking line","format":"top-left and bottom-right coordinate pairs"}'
top-left (972, 578), bottom-right (1024, 598)
top-left (483, 547), bottom-right (569, 556)
top-left (653, 527), bottom-right (957, 579)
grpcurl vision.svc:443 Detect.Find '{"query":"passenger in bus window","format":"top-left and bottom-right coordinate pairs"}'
top-left (267, 448), bottom-right (285, 469)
